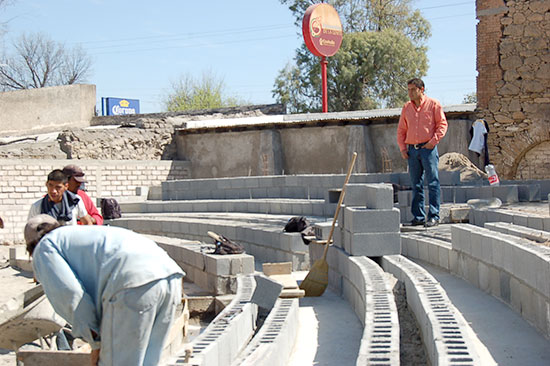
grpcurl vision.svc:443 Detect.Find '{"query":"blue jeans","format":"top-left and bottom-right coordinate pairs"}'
top-left (408, 145), bottom-right (441, 221)
top-left (99, 274), bottom-right (182, 366)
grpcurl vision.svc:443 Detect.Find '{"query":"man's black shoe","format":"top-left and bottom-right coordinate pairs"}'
top-left (426, 218), bottom-right (439, 227)
top-left (410, 219), bottom-right (425, 226)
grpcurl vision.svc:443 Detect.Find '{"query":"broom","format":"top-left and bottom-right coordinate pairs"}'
top-left (299, 152), bottom-right (357, 297)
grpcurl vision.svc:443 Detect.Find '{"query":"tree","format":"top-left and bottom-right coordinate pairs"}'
top-left (0, 32), bottom-right (92, 90)
top-left (164, 71), bottom-right (246, 112)
top-left (463, 92), bottom-right (477, 104)
top-left (274, 0), bottom-right (430, 112)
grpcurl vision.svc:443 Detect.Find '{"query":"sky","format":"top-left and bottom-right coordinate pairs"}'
top-left (0, 1), bottom-right (476, 114)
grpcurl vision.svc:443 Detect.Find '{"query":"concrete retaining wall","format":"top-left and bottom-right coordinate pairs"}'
top-left (0, 159), bottom-right (191, 244)
top-left (381, 255), bottom-right (496, 366)
top-left (175, 110), bottom-right (478, 179)
top-left (0, 84), bottom-right (96, 137)
top-left (402, 224), bottom-right (550, 340)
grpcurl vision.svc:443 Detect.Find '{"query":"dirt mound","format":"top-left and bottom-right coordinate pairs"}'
top-left (439, 152), bottom-right (487, 182)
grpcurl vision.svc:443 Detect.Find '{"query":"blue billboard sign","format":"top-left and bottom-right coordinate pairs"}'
top-left (102, 97), bottom-right (140, 116)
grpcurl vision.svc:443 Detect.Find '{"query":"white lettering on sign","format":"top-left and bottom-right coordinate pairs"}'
top-left (112, 105), bottom-right (136, 115)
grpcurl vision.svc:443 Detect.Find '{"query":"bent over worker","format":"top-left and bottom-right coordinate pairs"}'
top-left (397, 78), bottom-right (448, 227)
top-left (24, 215), bottom-right (185, 366)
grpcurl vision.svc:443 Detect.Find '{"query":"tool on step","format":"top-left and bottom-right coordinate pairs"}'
top-left (299, 152), bottom-right (357, 297)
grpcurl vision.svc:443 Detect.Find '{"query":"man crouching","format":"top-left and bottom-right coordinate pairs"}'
top-left (24, 215), bottom-right (185, 366)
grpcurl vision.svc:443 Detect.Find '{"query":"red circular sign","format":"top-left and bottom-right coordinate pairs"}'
top-left (302, 3), bottom-right (343, 57)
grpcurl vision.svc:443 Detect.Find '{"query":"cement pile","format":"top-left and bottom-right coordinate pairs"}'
top-left (439, 152), bottom-right (487, 182)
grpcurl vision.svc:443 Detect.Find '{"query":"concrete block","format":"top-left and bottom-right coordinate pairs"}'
top-left (438, 246), bottom-right (450, 270)
top-left (535, 257), bottom-right (550, 298)
top-left (451, 224), bottom-right (470, 253)
top-left (397, 190), bottom-right (412, 207)
top-left (481, 234), bottom-right (493, 264)
top-left (428, 242), bottom-right (439, 266)
top-left (449, 250), bottom-right (458, 274)
top-left (527, 216), bottom-right (544, 231)
top-left (205, 255), bottom-right (230, 276)
top-left (250, 275), bottom-right (283, 310)
top-left (465, 256), bottom-right (479, 287)
top-left (502, 239), bottom-right (515, 275)
top-left (346, 231), bottom-right (401, 257)
top-left (343, 207), bottom-right (400, 233)
top-left (491, 236), bottom-right (504, 268)
top-left (500, 271), bottom-right (511, 304)
top-left (471, 231), bottom-right (483, 259)
top-left (492, 185), bottom-right (519, 203)
top-left (405, 237), bottom-right (419, 259)
top-left (418, 239), bottom-right (429, 262)
top-left (513, 214), bottom-right (529, 227)
top-left (489, 267), bottom-right (501, 298)
top-left (478, 261), bottom-right (490, 292)
top-left (517, 184), bottom-right (541, 202)
top-left (343, 184), bottom-right (367, 207)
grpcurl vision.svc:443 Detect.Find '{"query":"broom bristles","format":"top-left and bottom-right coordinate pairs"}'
top-left (299, 259), bottom-right (329, 297)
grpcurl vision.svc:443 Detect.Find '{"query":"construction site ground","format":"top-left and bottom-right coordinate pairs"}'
top-left (1, 201), bottom-right (550, 365)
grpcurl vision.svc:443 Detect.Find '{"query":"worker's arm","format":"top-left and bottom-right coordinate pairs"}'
top-left (79, 214), bottom-right (94, 225)
top-left (32, 239), bottom-right (101, 349)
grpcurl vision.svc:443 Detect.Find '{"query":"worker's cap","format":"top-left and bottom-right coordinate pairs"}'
top-left (62, 164), bottom-right (87, 183)
top-left (24, 214), bottom-right (58, 245)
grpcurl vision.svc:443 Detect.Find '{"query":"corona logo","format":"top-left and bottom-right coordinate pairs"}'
top-left (310, 16), bottom-right (322, 38)
top-left (119, 100), bottom-right (130, 107)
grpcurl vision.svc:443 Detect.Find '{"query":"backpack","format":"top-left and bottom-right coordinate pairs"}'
top-left (100, 198), bottom-right (121, 220)
top-left (283, 216), bottom-right (309, 233)
top-left (212, 234), bottom-right (245, 255)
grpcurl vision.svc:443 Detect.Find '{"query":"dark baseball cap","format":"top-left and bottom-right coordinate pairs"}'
top-left (62, 164), bottom-right (88, 183)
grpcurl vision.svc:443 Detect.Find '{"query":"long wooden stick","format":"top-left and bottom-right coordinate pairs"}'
top-left (321, 152), bottom-right (357, 260)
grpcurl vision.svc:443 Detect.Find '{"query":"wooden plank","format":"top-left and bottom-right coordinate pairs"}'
top-left (280, 289), bottom-right (305, 298)
top-left (269, 274), bottom-right (299, 289)
top-left (262, 262), bottom-right (292, 276)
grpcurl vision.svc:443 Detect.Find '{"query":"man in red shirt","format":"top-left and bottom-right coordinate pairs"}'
top-left (62, 165), bottom-right (104, 225)
top-left (397, 78), bottom-right (448, 227)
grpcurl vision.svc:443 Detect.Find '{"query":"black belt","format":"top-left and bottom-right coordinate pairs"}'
top-left (409, 141), bottom-right (428, 149)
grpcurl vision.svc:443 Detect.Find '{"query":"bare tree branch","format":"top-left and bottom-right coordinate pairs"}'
top-left (0, 32), bottom-right (92, 90)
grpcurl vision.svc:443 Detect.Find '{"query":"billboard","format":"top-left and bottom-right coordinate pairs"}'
top-left (102, 97), bottom-right (140, 116)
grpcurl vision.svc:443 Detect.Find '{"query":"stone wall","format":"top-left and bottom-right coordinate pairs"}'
top-left (0, 159), bottom-right (191, 244)
top-left (58, 118), bottom-right (178, 160)
top-left (476, 0), bottom-right (550, 179)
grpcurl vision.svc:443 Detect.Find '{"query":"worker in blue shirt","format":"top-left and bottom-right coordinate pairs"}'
top-left (24, 214), bottom-right (185, 366)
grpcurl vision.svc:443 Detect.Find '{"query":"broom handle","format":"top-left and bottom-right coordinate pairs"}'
top-left (321, 152), bottom-right (357, 260)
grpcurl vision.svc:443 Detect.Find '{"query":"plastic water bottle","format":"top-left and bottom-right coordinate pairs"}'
top-left (485, 164), bottom-right (500, 186)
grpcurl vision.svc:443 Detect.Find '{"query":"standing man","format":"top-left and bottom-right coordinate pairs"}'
top-left (28, 169), bottom-right (93, 225)
top-left (397, 78), bottom-right (448, 227)
top-left (62, 165), bottom-right (103, 225)
top-left (24, 215), bottom-right (185, 366)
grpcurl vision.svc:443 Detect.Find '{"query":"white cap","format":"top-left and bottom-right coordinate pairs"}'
top-left (24, 214), bottom-right (58, 244)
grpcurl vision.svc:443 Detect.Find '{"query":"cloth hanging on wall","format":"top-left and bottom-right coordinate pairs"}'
top-left (469, 119), bottom-right (490, 165)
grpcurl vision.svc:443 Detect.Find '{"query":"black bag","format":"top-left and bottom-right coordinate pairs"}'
top-left (284, 216), bottom-right (309, 232)
top-left (100, 198), bottom-right (121, 220)
top-left (213, 235), bottom-right (245, 255)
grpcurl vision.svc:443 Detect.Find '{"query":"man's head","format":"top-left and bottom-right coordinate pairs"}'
top-left (46, 169), bottom-right (68, 203)
top-left (24, 214), bottom-right (60, 255)
top-left (62, 165), bottom-right (87, 194)
top-left (407, 78), bottom-right (425, 104)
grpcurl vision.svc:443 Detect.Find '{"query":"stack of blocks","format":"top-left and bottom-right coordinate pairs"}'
top-left (339, 183), bottom-right (401, 257)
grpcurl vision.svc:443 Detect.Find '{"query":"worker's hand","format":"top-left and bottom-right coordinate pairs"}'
top-left (400, 150), bottom-right (408, 159)
top-left (91, 348), bottom-right (100, 366)
top-left (424, 141), bottom-right (435, 149)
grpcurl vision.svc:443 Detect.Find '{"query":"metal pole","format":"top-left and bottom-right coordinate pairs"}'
top-left (321, 56), bottom-right (328, 113)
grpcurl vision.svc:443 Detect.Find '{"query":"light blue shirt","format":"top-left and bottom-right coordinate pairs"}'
top-left (32, 225), bottom-right (185, 348)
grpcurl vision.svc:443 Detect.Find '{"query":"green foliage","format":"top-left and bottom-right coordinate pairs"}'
top-left (275, 0), bottom-right (431, 113)
top-left (164, 72), bottom-right (245, 112)
top-left (274, 29), bottom-right (428, 112)
top-left (463, 92), bottom-right (477, 104)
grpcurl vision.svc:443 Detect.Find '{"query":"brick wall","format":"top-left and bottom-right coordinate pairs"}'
top-left (476, 0), bottom-right (550, 179)
top-left (0, 159), bottom-right (191, 244)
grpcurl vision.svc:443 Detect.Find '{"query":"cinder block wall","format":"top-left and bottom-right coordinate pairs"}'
top-left (0, 159), bottom-right (191, 243)
top-left (0, 84), bottom-right (96, 137)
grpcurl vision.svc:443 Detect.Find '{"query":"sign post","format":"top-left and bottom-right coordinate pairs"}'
top-left (302, 3), bottom-right (343, 113)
